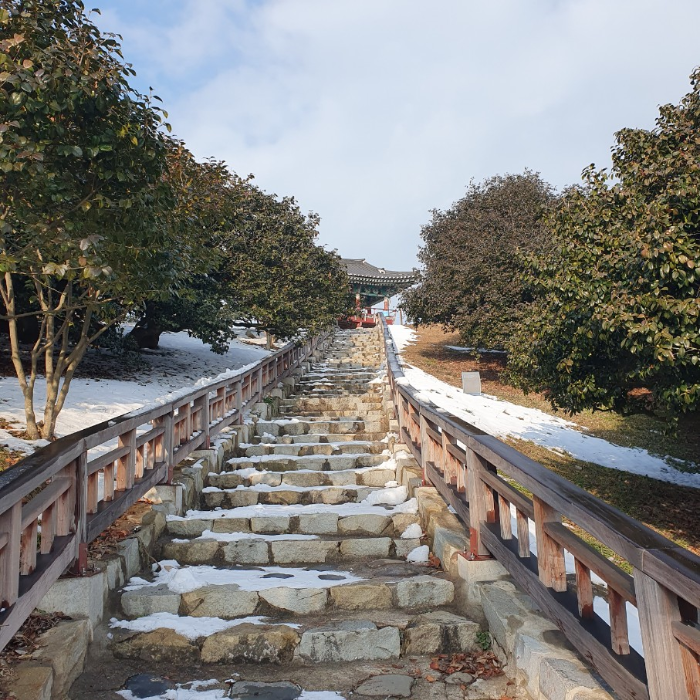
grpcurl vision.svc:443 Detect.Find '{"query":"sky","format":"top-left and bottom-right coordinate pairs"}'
top-left (94, 0), bottom-right (700, 270)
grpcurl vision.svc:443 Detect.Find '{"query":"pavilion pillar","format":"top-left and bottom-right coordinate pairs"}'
top-left (383, 296), bottom-right (390, 311)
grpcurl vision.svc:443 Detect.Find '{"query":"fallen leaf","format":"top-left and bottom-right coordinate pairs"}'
top-left (425, 675), bottom-right (437, 683)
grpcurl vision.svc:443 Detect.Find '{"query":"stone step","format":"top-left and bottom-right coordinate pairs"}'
top-left (279, 399), bottom-right (384, 411)
top-left (294, 388), bottom-right (382, 398)
top-left (201, 483), bottom-right (380, 508)
top-left (112, 604), bottom-right (480, 665)
top-left (255, 419), bottom-right (388, 438)
top-left (223, 452), bottom-right (389, 472)
top-left (119, 563), bottom-right (455, 621)
top-left (236, 440), bottom-right (386, 457)
top-left (255, 419), bottom-right (363, 437)
top-left (166, 501), bottom-right (420, 539)
top-left (277, 408), bottom-right (386, 419)
top-left (161, 532), bottom-right (421, 565)
top-left (267, 432), bottom-right (389, 444)
top-left (280, 400), bottom-right (385, 411)
top-left (304, 371), bottom-right (378, 380)
top-left (208, 464), bottom-right (396, 490)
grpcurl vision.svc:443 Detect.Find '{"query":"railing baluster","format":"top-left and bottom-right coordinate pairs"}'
top-left (117, 429), bottom-right (136, 491)
top-left (19, 521), bottom-right (38, 575)
top-left (516, 509), bottom-right (530, 558)
top-left (575, 559), bottom-right (594, 618)
top-left (609, 588), bottom-right (630, 655)
top-left (498, 494), bottom-right (512, 540)
top-left (40, 502), bottom-right (57, 554)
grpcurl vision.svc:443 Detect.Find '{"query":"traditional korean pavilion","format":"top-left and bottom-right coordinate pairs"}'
top-left (341, 258), bottom-right (416, 312)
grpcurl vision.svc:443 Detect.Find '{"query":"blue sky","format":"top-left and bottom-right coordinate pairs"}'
top-left (95, 0), bottom-right (700, 269)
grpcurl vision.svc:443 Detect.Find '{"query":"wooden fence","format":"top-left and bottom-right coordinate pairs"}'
top-left (379, 316), bottom-right (700, 700)
top-left (0, 331), bottom-right (330, 651)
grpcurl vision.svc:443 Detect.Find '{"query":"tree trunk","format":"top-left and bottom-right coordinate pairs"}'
top-left (128, 302), bottom-right (163, 349)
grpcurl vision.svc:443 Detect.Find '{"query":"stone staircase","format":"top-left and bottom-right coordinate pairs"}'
top-left (70, 329), bottom-right (519, 699)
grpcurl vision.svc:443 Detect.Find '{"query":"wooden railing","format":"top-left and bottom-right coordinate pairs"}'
top-left (379, 316), bottom-right (700, 700)
top-left (0, 331), bottom-right (331, 650)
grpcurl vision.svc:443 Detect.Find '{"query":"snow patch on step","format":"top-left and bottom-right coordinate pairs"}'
top-left (167, 497), bottom-right (418, 521)
top-left (362, 485), bottom-right (407, 506)
top-left (407, 545), bottom-right (430, 563)
top-left (193, 531), bottom-right (321, 542)
top-left (401, 523), bottom-right (423, 539)
top-left (110, 613), bottom-right (292, 640)
top-left (125, 563), bottom-right (364, 594)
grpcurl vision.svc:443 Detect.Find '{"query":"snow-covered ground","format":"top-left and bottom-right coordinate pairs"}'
top-left (0, 331), bottom-right (271, 454)
top-left (388, 325), bottom-right (700, 488)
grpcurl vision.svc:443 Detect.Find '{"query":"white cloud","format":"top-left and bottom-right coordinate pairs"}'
top-left (97, 0), bottom-right (700, 269)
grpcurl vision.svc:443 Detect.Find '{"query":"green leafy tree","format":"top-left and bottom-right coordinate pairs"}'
top-left (508, 70), bottom-right (700, 417)
top-left (128, 164), bottom-right (350, 352)
top-left (221, 187), bottom-right (350, 347)
top-left (0, 1), bottom-right (206, 438)
top-left (402, 172), bottom-right (554, 350)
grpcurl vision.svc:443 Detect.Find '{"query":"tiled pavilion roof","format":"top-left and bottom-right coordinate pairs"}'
top-left (341, 258), bottom-right (416, 285)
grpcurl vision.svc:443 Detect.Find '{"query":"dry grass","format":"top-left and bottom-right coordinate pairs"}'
top-left (404, 325), bottom-right (700, 552)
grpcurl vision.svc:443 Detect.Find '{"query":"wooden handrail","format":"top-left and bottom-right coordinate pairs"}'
top-left (378, 315), bottom-right (700, 700)
top-left (0, 329), bottom-right (331, 650)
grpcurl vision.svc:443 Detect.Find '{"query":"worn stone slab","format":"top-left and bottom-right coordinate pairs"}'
top-left (296, 621), bottom-right (400, 662)
top-left (11, 662), bottom-right (53, 700)
top-left (539, 657), bottom-right (608, 700)
top-left (223, 539), bottom-right (270, 565)
top-left (117, 537), bottom-right (142, 580)
top-left (251, 515), bottom-right (290, 534)
top-left (394, 575), bottom-right (454, 608)
top-left (330, 583), bottom-right (393, 610)
top-left (339, 537), bottom-right (391, 558)
top-left (338, 514), bottom-right (391, 536)
top-left (394, 538), bottom-right (421, 559)
top-left (121, 584), bottom-right (181, 618)
top-left (403, 611), bottom-right (480, 655)
top-left (200, 624), bottom-right (299, 663)
top-left (270, 539), bottom-right (338, 564)
top-left (166, 518), bottom-right (213, 537)
top-left (113, 628), bottom-right (199, 664)
top-left (259, 586), bottom-right (328, 614)
top-left (297, 513), bottom-right (339, 535)
top-left (39, 572), bottom-right (107, 629)
top-left (161, 538), bottom-right (219, 565)
top-left (355, 674), bottom-right (414, 697)
top-left (34, 619), bottom-right (90, 698)
top-left (180, 584), bottom-right (259, 618)
top-left (229, 681), bottom-right (301, 700)
top-left (211, 517), bottom-right (251, 533)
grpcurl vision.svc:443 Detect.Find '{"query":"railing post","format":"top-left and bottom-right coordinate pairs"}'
top-left (0, 502), bottom-right (21, 607)
top-left (156, 412), bottom-right (174, 483)
top-left (234, 381), bottom-right (242, 424)
top-left (117, 429), bottom-right (137, 491)
top-left (195, 393), bottom-right (210, 449)
top-left (634, 569), bottom-right (690, 700)
top-left (533, 496), bottom-right (566, 591)
top-left (72, 449), bottom-right (88, 574)
top-left (418, 413), bottom-right (428, 483)
top-left (465, 448), bottom-right (495, 558)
